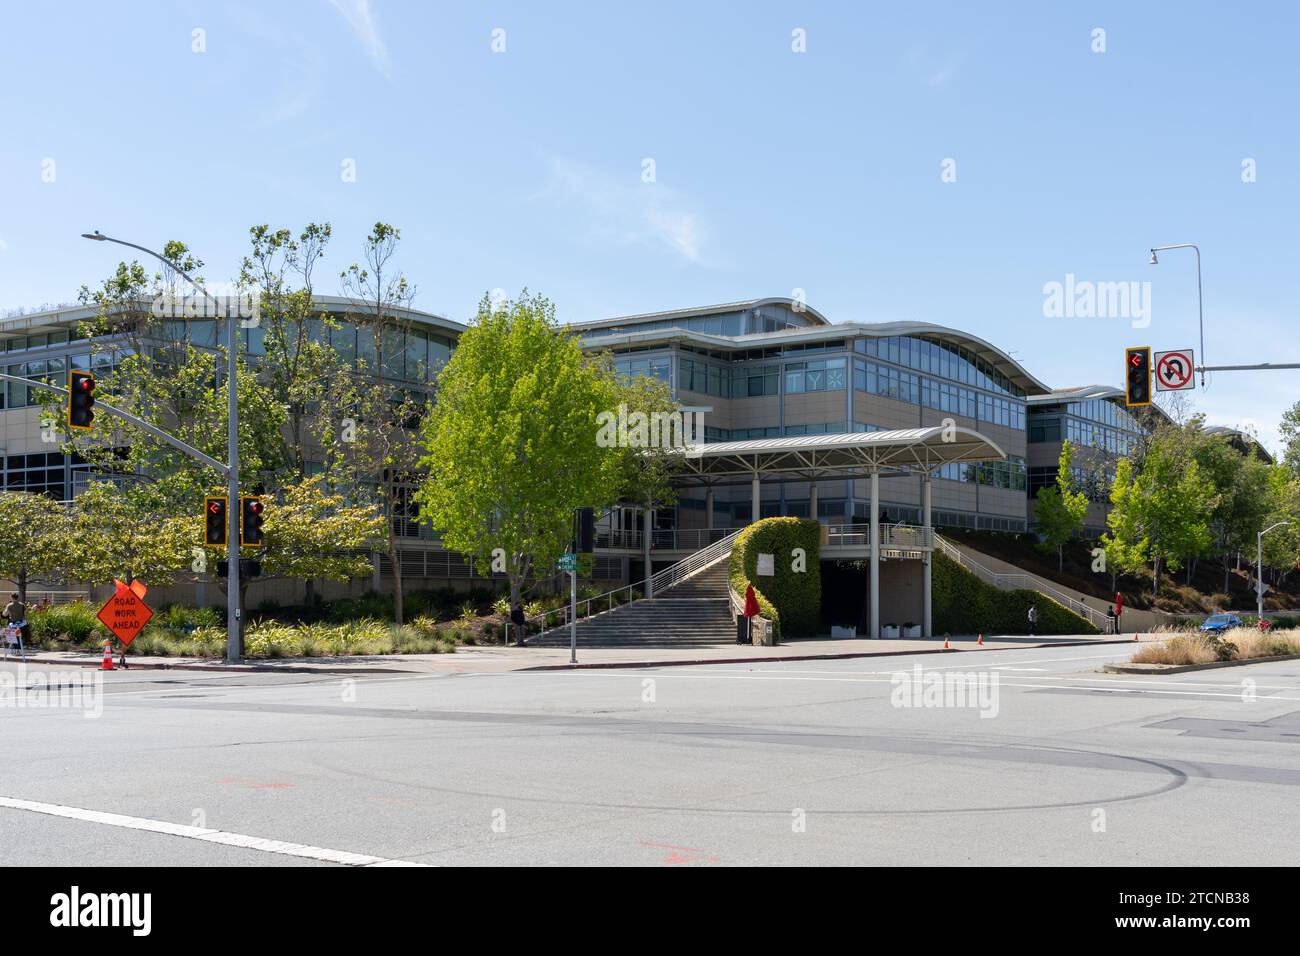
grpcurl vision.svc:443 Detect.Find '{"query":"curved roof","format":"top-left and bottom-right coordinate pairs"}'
top-left (1025, 384), bottom-right (1126, 405)
top-left (671, 426), bottom-right (1007, 483)
top-left (569, 296), bottom-right (832, 331)
top-left (571, 299), bottom-right (1050, 396)
top-left (1205, 426), bottom-right (1275, 463)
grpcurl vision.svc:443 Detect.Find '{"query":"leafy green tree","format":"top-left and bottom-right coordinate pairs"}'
top-left (1033, 440), bottom-right (1088, 572)
top-left (69, 483), bottom-right (194, 587)
top-left (416, 291), bottom-right (624, 615)
top-left (260, 475), bottom-right (387, 582)
top-left (1133, 428), bottom-right (1217, 597)
top-left (1193, 431), bottom-right (1271, 593)
top-left (1261, 466), bottom-right (1300, 588)
top-left (1279, 400), bottom-right (1300, 476)
top-left (0, 492), bottom-right (75, 603)
top-left (338, 222), bottom-right (424, 624)
top-left (1101, 457), bottom-right (1148, 593)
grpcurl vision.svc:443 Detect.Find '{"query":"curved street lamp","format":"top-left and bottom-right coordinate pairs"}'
top-left (1148, 243), bottom-right (1205, 386)
top-left (81, 230), bottom-right (244, 663)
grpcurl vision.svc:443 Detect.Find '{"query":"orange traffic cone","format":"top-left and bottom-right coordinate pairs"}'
top-left (976, 633), bottom-right (984, 646)
top-left (943, 635), bottom-right (950, 649)
top-left (99, 640), bottom-right (115, 671)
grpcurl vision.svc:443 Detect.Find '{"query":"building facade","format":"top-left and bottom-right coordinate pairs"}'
top-left (3, 294), bottom-right (1189, 606)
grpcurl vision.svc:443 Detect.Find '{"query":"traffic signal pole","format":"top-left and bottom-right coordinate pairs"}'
top-left (81, 231), bottom-right (242, 662)
top-left (226, 307), bottom-right (241, 662)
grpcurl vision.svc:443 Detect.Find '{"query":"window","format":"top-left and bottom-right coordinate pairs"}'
top-left (784, 357), bottom-right (844, 394)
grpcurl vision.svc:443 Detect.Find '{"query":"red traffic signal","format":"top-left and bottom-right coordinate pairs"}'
top-left (240, 496), bottom-right (265, 548)
top-left (68, 370), bottom-right (96, 429)
top-left (1125, 347), bottom-right (1151, 408)
top-left (205, 496), bottom-right (228, 547)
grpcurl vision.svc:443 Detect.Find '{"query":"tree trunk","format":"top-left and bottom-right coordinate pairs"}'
top-left (1152, 555), bottom-right (1162, 599)
top-left (16, 568), bottom-right (27, 607)
top-left (1057, 544), bottom-right (1063, 573)
top-left (388, 534), bottom-right (404, 626)
top-left (1223, 554), bottom-right (1231, 596)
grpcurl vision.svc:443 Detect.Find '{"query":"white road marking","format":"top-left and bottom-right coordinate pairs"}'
top-left (0, 795), bottom-right (431, 866)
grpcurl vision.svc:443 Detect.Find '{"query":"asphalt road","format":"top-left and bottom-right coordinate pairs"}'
top-left (2, 644), bottom-right (1298, 866)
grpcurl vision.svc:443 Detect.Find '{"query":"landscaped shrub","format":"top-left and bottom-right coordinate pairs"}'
top-left (931, 552), bottom-right (1097, 635)
top-left (28, 601), bottom-right (103, 646)
top-left (729, 517), bottom-right (823, 639)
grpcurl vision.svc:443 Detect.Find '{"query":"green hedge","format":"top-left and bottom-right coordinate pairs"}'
top-left (729, 518), bottom-right (822, 639)
top-left (932, 551), bottom-right (1097, 635)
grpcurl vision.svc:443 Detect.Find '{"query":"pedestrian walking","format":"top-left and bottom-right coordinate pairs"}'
top-left (1027, 603), bottom-right (1039, 636)
top-left (1106, 605), bottom-right (1118, 635)
top-left (510, 602), bottom-right (527, 647)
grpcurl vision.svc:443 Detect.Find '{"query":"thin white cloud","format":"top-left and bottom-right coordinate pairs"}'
top-left (0, 237), bottom-right (8, 253)
top-left (535, 157), bottom-right (712, 266)
top-left (327, 0), bottom-right (392, 78)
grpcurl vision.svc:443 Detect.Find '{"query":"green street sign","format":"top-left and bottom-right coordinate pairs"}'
top-left (558, 553), bottom-right (577, 572)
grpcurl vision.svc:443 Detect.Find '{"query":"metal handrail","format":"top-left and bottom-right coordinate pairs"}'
top-left (933, 534), bottom-right (1106, 628)
top-left (525, 527), bottom-right (745, 634)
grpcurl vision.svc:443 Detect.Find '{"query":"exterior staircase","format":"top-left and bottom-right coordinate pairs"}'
top-left (528, 542), bottom-right (739, 649)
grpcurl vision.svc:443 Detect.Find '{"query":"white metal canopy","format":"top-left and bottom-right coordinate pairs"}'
top-left (671, 426), bottom-right (1007, 483)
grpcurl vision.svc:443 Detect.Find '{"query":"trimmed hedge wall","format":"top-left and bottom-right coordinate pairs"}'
top-left (729, 518), bottom-right (822, 639)
top-left (932, 551), bottom-right (1097, 635)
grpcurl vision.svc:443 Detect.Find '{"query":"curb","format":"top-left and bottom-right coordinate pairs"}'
top-left (1104, 653), bottom-right (1300, 675)
top-left (9, 657), bottom-right (425, 676)
top-left (520, 638), bottom-right (1137, 671)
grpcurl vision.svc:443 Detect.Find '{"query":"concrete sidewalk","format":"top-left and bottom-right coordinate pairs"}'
top-left (15, 633), bottom-right (1144, 675)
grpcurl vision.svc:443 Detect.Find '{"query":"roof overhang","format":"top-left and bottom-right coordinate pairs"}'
top-left (669, 426), bottom-right (1007, 485)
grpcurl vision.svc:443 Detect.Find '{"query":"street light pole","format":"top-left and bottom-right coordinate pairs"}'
top-left (1148, 243), bottom-right (1205, 386)
top-left (1257, 521), bottom-right (1289, 619)
top-left (81, 231), bottom-right (242, 663)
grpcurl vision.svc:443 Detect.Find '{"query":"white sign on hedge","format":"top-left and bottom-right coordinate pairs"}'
top-left (756, 553), bottom-right (775, 576)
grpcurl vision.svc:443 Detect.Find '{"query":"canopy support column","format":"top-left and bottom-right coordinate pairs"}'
top-left (751, 473), bottom-right (761, 525)
top-left (809, 478), bottom-right (818, 521)
top-left (870, 469), bottom-right (880, 640)
top-left (923, 473), bottom-right (933, 639)
top-left (705, 486), bottom-right (714, 530)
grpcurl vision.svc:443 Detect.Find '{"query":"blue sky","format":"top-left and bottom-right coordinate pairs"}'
top-left (1, 1), bottom-right (1297, 451)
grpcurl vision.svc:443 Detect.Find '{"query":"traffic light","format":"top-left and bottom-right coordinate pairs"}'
top-left (240, 496), bottom-right (265, 547)
top-left (574, 507), bottom-right (595, 554)
top-left (205, 496), bottom-right (227, 547)
top-left (68, 370), bottom-right (96, 430)
top-left (1125, 347), bottom-right (1152, 407)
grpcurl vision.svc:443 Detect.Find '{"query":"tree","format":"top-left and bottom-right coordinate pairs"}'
top-left (1100, 423), bottom-right (1218, 600)
top-left (416, 291), bottom-right (625, 616)
top-left (1101, 457), bottom-right (1148, 594)
top-left (338, 222), bottom-right (423, 624)
top-left (0, 492), bottom-right (75, 604)
top-left (69, 483), bottom-right (194, 587)
top-left (259, 475), bottom-right (388, 583)
top-left (1279, 400), bottom-right (1300, 476)
top-left (1261, 466), bottom-right (1300, 589)
top-left (1033, 440), bottom-right (1088, 572)
top-left (1193, 432), bottom-right (1270, 593)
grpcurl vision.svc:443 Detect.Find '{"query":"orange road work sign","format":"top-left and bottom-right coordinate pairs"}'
top-left (96, 579), bottom-right (153, 647)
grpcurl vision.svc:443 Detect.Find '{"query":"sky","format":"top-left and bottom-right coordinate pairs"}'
top-left (1, 1), bottom-right (1297, 452)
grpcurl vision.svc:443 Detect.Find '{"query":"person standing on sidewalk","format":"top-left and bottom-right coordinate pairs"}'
top-left (2, 593), bottom-right (27, 643)
top-left (1106, 605), bottom-right (1118, 635)
top-left (1027, 603), bottom-right (1039, 636)
top-left (510, 602), bottom-right (527, 647)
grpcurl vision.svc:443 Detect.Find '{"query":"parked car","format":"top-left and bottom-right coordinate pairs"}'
top-left (1199, 613), bottom-right (1243, 633)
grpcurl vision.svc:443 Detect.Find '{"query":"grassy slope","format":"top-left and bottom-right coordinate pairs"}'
top-left (940, 528), bottom-right (1300, 614)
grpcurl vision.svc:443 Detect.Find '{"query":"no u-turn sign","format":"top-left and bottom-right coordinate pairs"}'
top-left (1154, 349), bottom-right (1195, 391)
